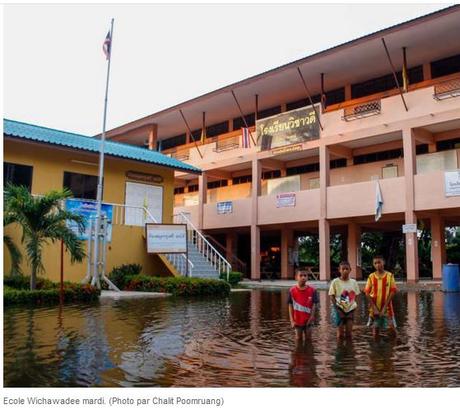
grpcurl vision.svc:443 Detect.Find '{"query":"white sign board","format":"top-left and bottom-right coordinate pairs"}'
top-left (146, 224), bottom-right (187, 254)
top-left (445, 170), bottom-right (460, 197)
top-left (276, 192), bottom-right (296, 208)
top-left (402, 224), bottom-right (417, 234)
top-left (217, 201), bottom-right (233, 214)
top-left (125, 182), bottom-right (163, 225)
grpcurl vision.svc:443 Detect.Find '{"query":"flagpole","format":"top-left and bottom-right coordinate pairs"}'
top-left (92, 18), bottom-right (114, 288)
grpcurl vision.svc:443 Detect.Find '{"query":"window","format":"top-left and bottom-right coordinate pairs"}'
top-left (262, 170), bottom-right (281, 180)
top-left (257, 105), bottom-right (281, 120)
top-left (174, 187), bottom-right (185, 195)
top-left (286, 162), bottom-right (319, 176)
top-left (4, 162), bottom-right (33, 191)
top-left (233, 113), bottom-right (255, 131)
top-left (325, 87), bottom-right (346, 106)
top-left (286, 95), bottom-right (321, 111)
top-left (232, 175), bottom-right (252, 185)
top-left (207, 180), bottom-right (228, 189)
top-left (431, 54), bottom-right (460, 78)
top-left (330, 158), bottom-right (347, 169)
top-left (416, 144), bottom-right (429, 155)
top-left (161, 134), bottom-right (186, 150)
top-left (353, 148), bottom-right (403, 165)
top-left (187, 184), bottom-right (199, 193)
top-left (206, 121), bottom-right (229, 138)
top-left (437, 138), bottom-right (460, 151)
top-left (63, 171), bottom-right (98, 200)
top-left (351, 66), bottom-right (423, 99)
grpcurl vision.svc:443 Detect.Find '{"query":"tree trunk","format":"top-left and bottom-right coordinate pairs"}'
top-left (30, 268), bottom-right (37, 290)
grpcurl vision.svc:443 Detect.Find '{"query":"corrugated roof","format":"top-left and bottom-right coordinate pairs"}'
top-left (3, 119), bottom-right (201, 174)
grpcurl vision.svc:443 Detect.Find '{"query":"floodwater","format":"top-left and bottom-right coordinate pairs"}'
top-left (4, 289), bottom-right (460, 387)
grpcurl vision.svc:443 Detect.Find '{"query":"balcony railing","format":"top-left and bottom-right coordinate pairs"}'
top-left (171, 149), bottom-right (190, 161)
top-left (342, 99), bottom-right (381, 121)
top-left (214, 135), bottom-right (240, 152)
top-left (433, 77), bottom-right (460, 100)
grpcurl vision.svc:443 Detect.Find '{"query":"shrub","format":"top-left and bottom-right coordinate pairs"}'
top-left (4, 275), bottom-right (56, 290)
top-left (108, 263), bottom-right (142, 288)
top-left (220, 271), bottom-right (243, 287)
top-left (122, 275), bottom-right (230, 297)
top-left (4, 283), bottom-right (100, 306)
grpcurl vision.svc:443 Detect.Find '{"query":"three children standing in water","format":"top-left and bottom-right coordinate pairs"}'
top-left (289, 255), bottom-right (398, 340)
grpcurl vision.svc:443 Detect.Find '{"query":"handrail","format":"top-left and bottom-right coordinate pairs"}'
top-left (203, 234), bottom-right (247, 274)
top-left (174, 211), bottom-right (231, 281)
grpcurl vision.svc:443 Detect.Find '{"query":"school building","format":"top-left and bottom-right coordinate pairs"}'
top-left (105, 7), bottom-right (460, 282)
top-left (3, 119), bottom-right (201, 282)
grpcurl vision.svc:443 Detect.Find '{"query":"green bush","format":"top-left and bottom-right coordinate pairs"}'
top-left (123, 275), bottom-right (230, 297)
top-left (108, 263), bottom-right (142, 288)
top-left (220, 271), bottom-right (243, 287)
top-left (4, 283), bottom-right (100, 306)
top-left (4, 275), bottom-right (56, 290)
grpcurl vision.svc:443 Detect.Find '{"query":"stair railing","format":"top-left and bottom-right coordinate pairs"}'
top-left (105, 201), bottom-right (193, 276)
top-left (174, 212), bottom-right (231, 281)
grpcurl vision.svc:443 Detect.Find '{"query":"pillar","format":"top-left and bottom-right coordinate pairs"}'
top-left (198, 172), bottom-right (207, 230)
top-left (347, 222), bottom-right (362, 279)
top-left (403, 128), bottom-right (419, 282)
top-left (148, 123), bottom-right (158, 150)
top-left (423, 63), bottom-right (431, 81)
top-left (319, 144), bottom-right (331, 280)
top-left (226, 231), bottom-right (237, 264)
top-left (281, 228), bottom-right (294, 279)
top-left (431, 213), bottom-right (446, 280)
top-left (251, 159), bottom-right (262, 280)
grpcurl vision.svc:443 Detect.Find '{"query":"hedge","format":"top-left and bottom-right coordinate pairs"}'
top-left (108, 263), bottom-right (142, 289)
top-left (4, 276), bottom-right (101, 306)
top-left (219, 271), bottom-right (243, 287)
top-left (123, 275), bottom-right (231, 297)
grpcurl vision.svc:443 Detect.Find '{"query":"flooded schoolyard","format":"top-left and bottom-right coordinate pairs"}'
top-left (4, 289), bottom-right (460, 387)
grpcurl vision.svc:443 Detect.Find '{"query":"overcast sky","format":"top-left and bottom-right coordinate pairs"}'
top-left (3, 3), bottom-right (451, 136)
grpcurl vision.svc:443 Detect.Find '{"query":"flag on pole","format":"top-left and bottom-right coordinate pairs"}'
top-left (103, 31), bottom-right (112, 60)
top-left (241, 127), bottom-right (251, 148)
top-left (375, 180), bottom-right (384, 221)
top-left (200, 129), bottom-right (205, 144)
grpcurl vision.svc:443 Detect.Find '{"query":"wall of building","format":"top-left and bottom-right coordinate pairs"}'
top-left (3, 139), bottom-right (176, 282)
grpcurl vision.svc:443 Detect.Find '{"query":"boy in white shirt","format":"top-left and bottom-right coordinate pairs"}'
top-left (328, 261), bottom-right (360, 339)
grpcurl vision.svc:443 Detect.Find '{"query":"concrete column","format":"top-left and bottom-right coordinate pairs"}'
top-left (226, 231), bottom-right (237, 263)
top-left (403, 128), bottom-right (419, 282)
top-left (319, 145), bottom-right (331, 280)
top-left (423, 63), bottom-right (431, 81)
top-left (251, 159), bottom-right (262, 280)
top-left (347, 222), bottom-right (362, 279)
top-left (431, 213), bottom-right (446, 280)
top-left (148, 123), bottom-right (158, 150)
top-left (281, 228), bottom-right (294, 279)
top-left (345, 84), bottom-right (352, 101)
top-left (198, 172), bottom-right (207, 230)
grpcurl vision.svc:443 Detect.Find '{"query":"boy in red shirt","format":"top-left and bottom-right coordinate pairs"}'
top-left (288, 270), bottom-right (319, 342)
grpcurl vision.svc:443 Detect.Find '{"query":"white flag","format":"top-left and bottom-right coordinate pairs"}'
top-left (375, 180), bottom-right (383, 221)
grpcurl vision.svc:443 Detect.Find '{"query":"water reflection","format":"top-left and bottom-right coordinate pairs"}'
top-left (4, 290), bottom-right (460, 387)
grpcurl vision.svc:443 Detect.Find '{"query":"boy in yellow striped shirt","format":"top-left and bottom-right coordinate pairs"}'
top-left (364, 255), bottom-right (398, 337)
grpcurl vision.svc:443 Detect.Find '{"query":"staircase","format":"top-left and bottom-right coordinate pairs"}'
top-left (171, 212), bottom-right (231, 280)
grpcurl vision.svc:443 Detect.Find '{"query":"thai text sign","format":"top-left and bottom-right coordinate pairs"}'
top-left (402, 224), bottom-right (417, 234)
top-left (257, 105), bottom-right (320, 151)
top-left (276, 192), bottom-right (296, 208)
top-left (217, 201), bottom-right (233, 214)
top-left (65, 199), bottom-right (113, 242)
top-left (445, 170), bottom-right (460, 196)
top-left (146, 224), bottom-right (187, 253)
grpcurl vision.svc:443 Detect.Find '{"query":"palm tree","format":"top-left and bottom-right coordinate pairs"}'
top-left (4, 212), bottom-right (22, 276)
top-left (4, 185), bottom-right (86, 290)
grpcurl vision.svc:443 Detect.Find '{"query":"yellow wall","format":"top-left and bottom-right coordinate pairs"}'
top-left (4, 139), bottom-right (177, 282)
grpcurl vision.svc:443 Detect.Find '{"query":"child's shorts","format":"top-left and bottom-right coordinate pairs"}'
top-left (332, 308), bottom-right (354, 327)
top-left (367, 315), bottom-right (397, 329)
